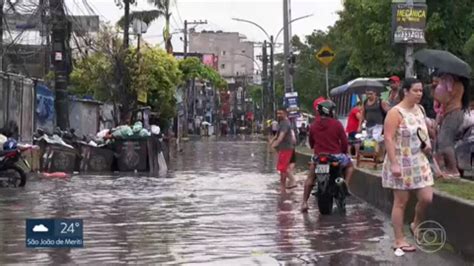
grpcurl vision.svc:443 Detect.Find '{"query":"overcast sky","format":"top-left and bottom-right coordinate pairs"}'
top-left (65, 0), bottom-right (343, 54)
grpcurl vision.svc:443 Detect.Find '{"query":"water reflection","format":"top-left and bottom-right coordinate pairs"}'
top-left (0, 138), bottom-right (393, 264)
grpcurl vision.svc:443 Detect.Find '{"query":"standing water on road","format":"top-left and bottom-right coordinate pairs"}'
top-left (0, 137), bottom-right (469, 265)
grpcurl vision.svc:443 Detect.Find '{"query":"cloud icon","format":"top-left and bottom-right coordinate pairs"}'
top-left (32, 224), bottom-right (49, 233)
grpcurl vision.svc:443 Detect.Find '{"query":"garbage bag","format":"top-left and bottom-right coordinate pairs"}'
top-left (0, 134), bottom-right (7, 150)
top-left (112, 125), bottom-right (133, 138)
top-left (97, 129), bottom-right (110, 139)
top-left (151, 125), bottom-right (161, 135)
top-left (139, 129), bottom-right (151, 137)
top-left (132, 122), bottom-right (143, 133)
top-left (157, 152), bottom-right (168, 176)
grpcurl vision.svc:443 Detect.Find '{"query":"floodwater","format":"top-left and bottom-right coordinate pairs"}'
top-left (0, 137), bottom-right (470, 265)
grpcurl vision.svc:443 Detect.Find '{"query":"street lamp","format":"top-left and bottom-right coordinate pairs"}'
top-left (231, 53), bottom-right (262, 72)
top-left (232, 14), bottom-right (313, 119)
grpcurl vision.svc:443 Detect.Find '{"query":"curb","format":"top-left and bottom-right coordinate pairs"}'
top-left (295, 150), bottom-right (474, 261)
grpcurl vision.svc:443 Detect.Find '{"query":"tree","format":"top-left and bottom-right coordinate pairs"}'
top-left (117, 10), bottom-right (162, 30)
top-left (70, 25), bottom-right (183, 125)
top-left (148, 0), bottom-right (173, 53)
top-left (131, 47), bottom-right (182, 121)
top-left (286, 0), bottom-right (474, 112)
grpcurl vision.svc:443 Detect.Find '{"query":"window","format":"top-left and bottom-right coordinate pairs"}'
top-left (221, 50), bottom-right (226, 56)
top-left (221, 64), bottom-right (225, 69)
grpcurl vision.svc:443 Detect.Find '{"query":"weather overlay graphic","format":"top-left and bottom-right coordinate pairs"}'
top-left (26, 219), bottom-right (83, 248)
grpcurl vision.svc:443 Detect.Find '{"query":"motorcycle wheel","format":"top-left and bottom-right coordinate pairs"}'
top-left (0, 166), bottom-right (27, 187)
top-left (335, 187), bottom-right (346, 213)
top-left (317, 191), bottom-right (333, 215)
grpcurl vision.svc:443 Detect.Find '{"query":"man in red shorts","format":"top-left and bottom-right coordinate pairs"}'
top-left (271, 107), bottom-right (297, 191)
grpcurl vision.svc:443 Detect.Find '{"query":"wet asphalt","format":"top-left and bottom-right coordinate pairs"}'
top-left (0, 136), bottom-right (470, 265)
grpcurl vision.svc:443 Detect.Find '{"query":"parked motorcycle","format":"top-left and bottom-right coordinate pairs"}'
top-left (0, 147), bottom-right (30, 187)
top-left (311, 154), bottom-right (348, 215)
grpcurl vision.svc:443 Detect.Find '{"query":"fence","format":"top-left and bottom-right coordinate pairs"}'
top-left (0, 73), bottom-right (37, 142)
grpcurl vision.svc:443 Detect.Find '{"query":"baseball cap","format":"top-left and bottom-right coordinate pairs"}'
top-left (389, 75), bottom-right (401, 83)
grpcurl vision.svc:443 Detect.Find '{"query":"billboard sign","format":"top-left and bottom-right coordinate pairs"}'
top-left (284, 92), bottom-right (300, 118)
top-left (391, 3), bottom-right (427, 44)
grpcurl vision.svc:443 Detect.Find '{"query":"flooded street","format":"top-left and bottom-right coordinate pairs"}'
top-left (0, 137), bottom-right (470, 265)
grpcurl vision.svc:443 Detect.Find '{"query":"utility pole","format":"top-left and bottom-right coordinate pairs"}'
top-left (261, 40), bottom-right (268, 121)
top-left (282, 0), bottom-right (292, 93)
top-left (182, 19), bottom-right (207, 135)
top-left (269, 35), bottom-right (275, 118)
top-left (0, 0), bottom-right (4, 72)
top-left (183, 20), bottom-right (187, 58)
top-left (405, 0), bottom-right (415, 78)
top-left (183, 20), bottom-right (207, 58)
top-left (123, 0), bottom-right (130, 49)
top-left (50, 0), bottom-right (70, 129)
top-left (40, 0), bottom-right (50, 77)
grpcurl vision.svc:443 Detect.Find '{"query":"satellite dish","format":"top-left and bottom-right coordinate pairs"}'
top-left (132, 19), bottom-right (148, 35)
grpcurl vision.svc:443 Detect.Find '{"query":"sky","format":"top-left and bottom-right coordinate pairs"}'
top-left (65, 0), bottom-right (344, 55)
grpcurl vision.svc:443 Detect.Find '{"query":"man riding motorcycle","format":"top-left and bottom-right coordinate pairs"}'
top-left (301, 99), bottom-right (354, 212)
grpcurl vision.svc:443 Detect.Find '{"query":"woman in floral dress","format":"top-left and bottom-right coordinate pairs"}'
top-left (382, 78), bottom-right (434, 253)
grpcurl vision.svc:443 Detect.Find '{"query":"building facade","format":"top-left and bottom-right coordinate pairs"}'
top-left (189, 30), bottom-right (254, 79)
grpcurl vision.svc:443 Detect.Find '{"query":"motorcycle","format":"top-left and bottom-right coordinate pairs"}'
top-left (0, 147), bottom-right (31, 187)
top-left (312, 153), bottom-right (348, 215)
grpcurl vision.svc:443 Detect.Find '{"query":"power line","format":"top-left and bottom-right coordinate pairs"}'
top-left (173, 0), bottom-right (184, 25)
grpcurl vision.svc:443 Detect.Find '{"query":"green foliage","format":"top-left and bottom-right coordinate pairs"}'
top-left (131, 47), bottom-right (182, 120)
top-left (70, 53), bottom-right (113, 100)
top-left (117, 10), bottom-right (162, 29)
top-left (284, 0), bottom-right (474, 112)
top-left (248, 85), bottom-right (263, 108)
top-left (178, 57), bottom-right (227, 89)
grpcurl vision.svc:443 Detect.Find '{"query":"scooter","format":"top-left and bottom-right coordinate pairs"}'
top-left (312, 153), bottom-right (348, 215)
top-left (0, 147), bottom-right (30, 187)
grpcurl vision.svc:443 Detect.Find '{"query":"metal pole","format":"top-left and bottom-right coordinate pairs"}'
top-left (50, 0), bottom-right (70, 130)
top-left (283, 0), bottom-right (291, 93)
top-left (405, 0), bottom-right (415, 78)
top-left (270, 35), bottom-right (275, 118)
top-left (137, 34), bottom-right (141, 63)
top-left (261, 40), bottom-right (268, 119)
top-left (123, 0), bottom-right (130, 49)
top-left (183, 20), bottom-right (188, 58)
top-left (325, 67), bottom-right (330, 98)
top-left (0, 0), bottom-right (4, 72)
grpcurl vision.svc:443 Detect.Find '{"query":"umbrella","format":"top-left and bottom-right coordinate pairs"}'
top-left (346, 78), bottom-right (386, 94)
top-left (414, 49), bottom-right (472, 79)
top-left (330, 84), bottom-right (349, 96)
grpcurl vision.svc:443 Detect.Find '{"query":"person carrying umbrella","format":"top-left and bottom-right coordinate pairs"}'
top-left (414, 49), bottom-right (472, 178)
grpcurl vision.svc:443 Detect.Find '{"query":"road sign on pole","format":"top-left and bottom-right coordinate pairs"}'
top-left (315, 45), bottom-right (335, 66)
top-left (315, 45), bottom-right (335, 98)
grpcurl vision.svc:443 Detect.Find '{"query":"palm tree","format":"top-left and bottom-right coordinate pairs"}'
top-left (147, 0), bottom-right (173, 54)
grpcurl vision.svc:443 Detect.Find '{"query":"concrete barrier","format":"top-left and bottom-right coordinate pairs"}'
top-left (295, 151), bottom-right (474, 261)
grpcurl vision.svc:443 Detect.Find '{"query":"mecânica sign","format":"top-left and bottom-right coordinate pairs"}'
top-left (392, 3), bottom-right (427, 44)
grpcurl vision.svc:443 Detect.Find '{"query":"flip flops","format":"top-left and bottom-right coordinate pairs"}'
top-left (393, 245), bottom-right (416, 252)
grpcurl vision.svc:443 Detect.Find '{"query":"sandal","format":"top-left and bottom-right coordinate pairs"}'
top-left (393, 244), bottom-right (416, 253)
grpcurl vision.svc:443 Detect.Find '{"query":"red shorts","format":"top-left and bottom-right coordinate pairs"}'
top-left (277, 149), bottom-right (294, 174)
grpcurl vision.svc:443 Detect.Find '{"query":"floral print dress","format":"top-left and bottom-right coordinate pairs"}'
top-left (382, 106), bottom-right (434, 190)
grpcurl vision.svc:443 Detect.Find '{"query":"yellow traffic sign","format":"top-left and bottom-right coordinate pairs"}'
top-left (316, 45), bottom-right (335, 66)
top-left (137, 89), bottom-right (147, 104)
